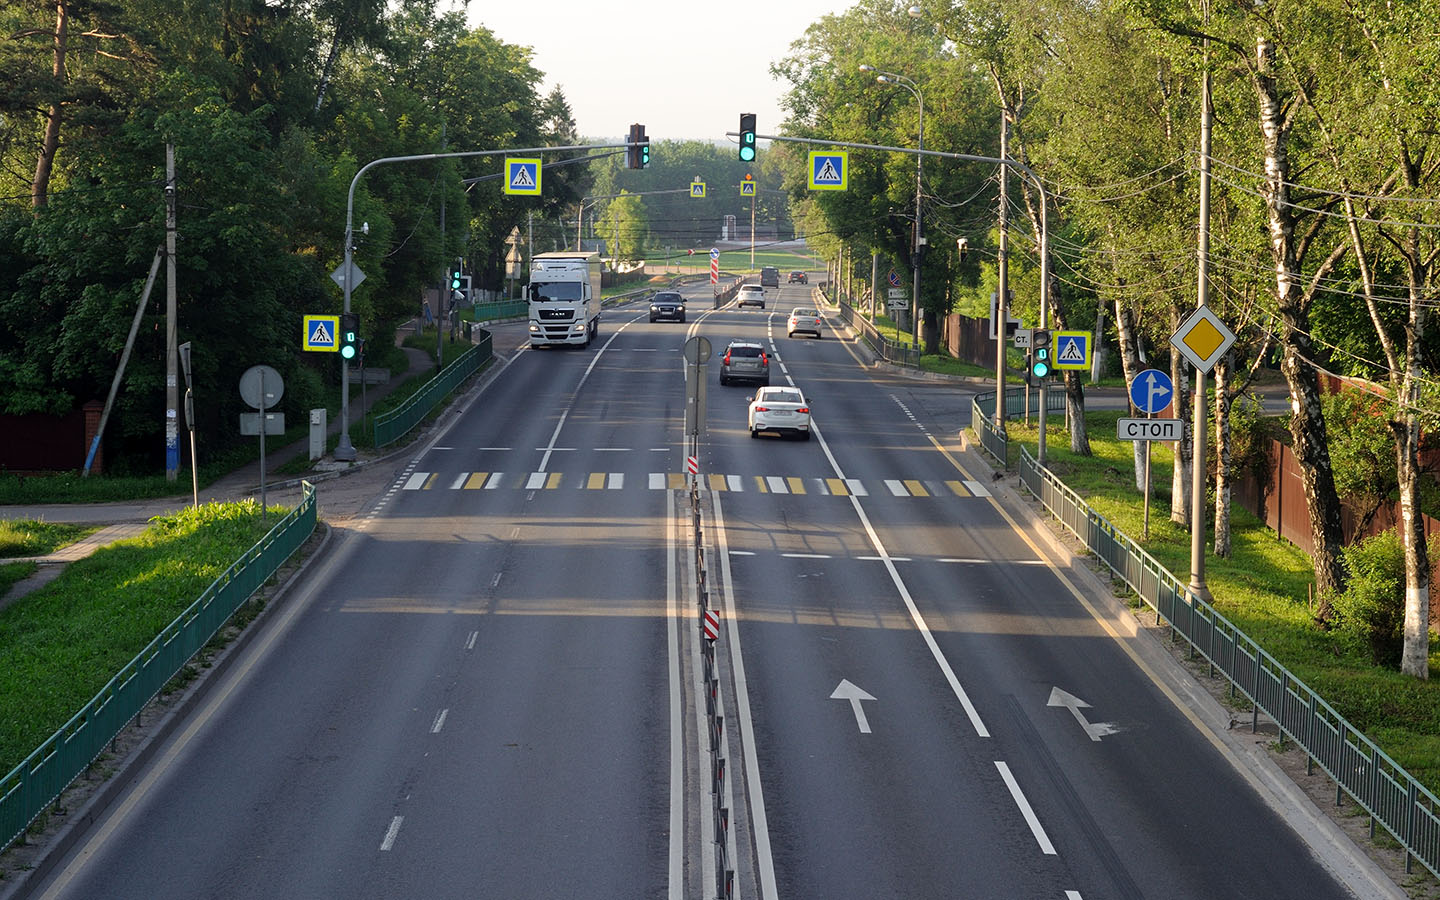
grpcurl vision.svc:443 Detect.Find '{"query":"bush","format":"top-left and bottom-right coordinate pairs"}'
top-left (1326, 530), bottom-right (1438, 669)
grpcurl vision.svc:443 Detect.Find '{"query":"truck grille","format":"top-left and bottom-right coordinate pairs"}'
top-left (538, 308), bottom-right (573, 321)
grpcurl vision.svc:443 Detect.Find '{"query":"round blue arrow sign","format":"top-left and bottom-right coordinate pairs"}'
top-left (1129, 368), bottom-right (1174, 415)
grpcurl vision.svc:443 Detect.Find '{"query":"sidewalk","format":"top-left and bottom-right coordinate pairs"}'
top-left (0, 320), bottom-right (531, 606)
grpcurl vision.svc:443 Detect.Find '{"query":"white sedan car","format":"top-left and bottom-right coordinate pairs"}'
top-left (748, 386), bottom-right (811, 440)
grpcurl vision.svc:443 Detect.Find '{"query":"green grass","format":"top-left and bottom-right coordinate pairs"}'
top-left (1003, 410), bottom-right (1440, 793)
top-left (0, 500), bottom-right (283, 775)
top-left (0, 520), bottom-right (99, 558)
top-left (0, 561), bottom-right (37, 596)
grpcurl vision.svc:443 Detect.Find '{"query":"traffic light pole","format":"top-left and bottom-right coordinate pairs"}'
top-left (336, 140), bottom-right (637, 461)
top-left (741, 132), bottom-right (1051, 461)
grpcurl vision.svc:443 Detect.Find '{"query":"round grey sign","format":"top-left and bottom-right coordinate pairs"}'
top-left (683, 335), bottom-right (712, 366)
top-left (239, 365), bottom-right (284, 410)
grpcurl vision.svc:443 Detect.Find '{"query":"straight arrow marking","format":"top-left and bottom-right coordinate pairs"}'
top-left (831, 679), bottom-right (876, 733)
top-left (1047, 687), bottom-right (1119, 741)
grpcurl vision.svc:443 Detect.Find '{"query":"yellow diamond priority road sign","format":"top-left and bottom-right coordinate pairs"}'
top-left (1170, 306), bottom-right (1236, 375)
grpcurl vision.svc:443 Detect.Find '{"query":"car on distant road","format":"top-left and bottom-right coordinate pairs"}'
top-left (788, 271), bottom-right (808, 284)
top-left (760, 266), bottom-right (780, 287)
top-left (787, 307), bottom-right (823, 339)
top-left (748, 386), bottom-right (811, 440)
top-left (736, 284), bottom-right (766, 309)
top-left (720, 340), bottom-right (770, 386)
top-left (649, 291), bottom-right (686, 322)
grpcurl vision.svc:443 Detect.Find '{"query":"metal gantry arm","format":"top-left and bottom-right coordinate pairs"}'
top-left (335, 140), bottom-right (636, 461)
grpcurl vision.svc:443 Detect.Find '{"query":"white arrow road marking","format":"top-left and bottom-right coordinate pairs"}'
top-left (1047, 687), bottom-right (1120, 741)
top-left (831, 679), bottom-right (877, 733)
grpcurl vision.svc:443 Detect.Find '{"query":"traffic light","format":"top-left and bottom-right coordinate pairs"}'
top-left (739, 113), bottom-right (756, 162)
top-left (640, 137), bottom-right (651, 168)
top-left (450, 266), bottom-right (462, 292)
top-left (1030, 328), bottom-right (1052, 380)
top-left (339, 312), bottom-right (359, 361)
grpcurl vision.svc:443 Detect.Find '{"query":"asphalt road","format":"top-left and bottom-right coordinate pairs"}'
top-left (19, 279), bottom-right (1391, 900)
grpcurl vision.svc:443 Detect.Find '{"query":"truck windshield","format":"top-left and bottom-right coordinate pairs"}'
top-left (530, 282), bottom-right (582, 302)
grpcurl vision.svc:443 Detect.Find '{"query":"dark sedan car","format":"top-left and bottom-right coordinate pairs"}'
top-left (649, 291), bottom-right (686, 322)
top-left (788, 271), bottom-right (808, 284)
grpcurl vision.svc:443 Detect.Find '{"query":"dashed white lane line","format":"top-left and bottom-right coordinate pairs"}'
top-left (465, 631), bottom-right (478, 650)
top-left (995, 761), bottom-right (1056, 855)
top-left (380, 816), bottom-right (404, 851)
top-left (430, 709), bottom-right (449, 734)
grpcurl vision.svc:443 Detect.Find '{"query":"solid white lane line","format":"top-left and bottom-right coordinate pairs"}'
top-left (666, 488), bottom-right (684, 899)
top-left (713, 492), bottom-right (780, 900)
top-left (810, 421), bottom-right (991, 738)
top-left (380, 815), bottom-right (404, 851)
top-left (995, 761), bottom-right (1056, 855)
top-left (538, 321), bottom-right (635, 471)
top-left (430, 709), bottom-right (448, 733)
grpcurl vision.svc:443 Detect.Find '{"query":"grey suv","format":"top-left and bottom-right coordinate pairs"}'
top-left (720, 340), bottom-right (770, 386)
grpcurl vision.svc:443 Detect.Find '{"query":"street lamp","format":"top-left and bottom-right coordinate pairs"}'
top-left (860, 65), bottom-right (925, 349)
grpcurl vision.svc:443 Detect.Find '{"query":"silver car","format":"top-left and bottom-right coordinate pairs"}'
top-left (787, 307), bottom-right (823, 339)
top-left (720, 340), bottom-right (770, 386)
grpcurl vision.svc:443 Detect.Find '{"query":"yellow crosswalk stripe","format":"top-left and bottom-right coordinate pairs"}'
top-left (423, 473), bottom-right (438, 490)
top-left (825, 478), bottom-right (850, 496)
top-left (547, 472), bottom-right (562, 489)
top-left (586, 472), bottom-right (606, 490)
top-left (904, 479), bottom-right (928, 497)
top-left (754, 475), bottom-right (769, 493)
top-left (464, 472), bottom-right (490, 489)
top-left (786, 477), bottom-right (806, 494)
top-left (946, 480), bottom-right (970, 497)
top-left (668, 472), bottom-right (686, 490)
top-left (709, 473), bottom-right (728, 491)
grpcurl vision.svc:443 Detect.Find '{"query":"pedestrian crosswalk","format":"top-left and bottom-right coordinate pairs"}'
top-left (396, 470), bottom-right (993, 498)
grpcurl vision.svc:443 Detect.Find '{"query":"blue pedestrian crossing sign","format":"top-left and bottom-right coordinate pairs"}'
top-left (1053, 330), bottom-right (1092, 370)
top-left (503, 158), bottom-right (541, 196)
top-left (303, 314), bottom-right (340, 352)
top-left (809, 151), bottom-right (848, 191)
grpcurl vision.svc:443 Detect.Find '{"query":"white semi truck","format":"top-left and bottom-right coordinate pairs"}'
top-left (527, 251), bottom-right (603, 348)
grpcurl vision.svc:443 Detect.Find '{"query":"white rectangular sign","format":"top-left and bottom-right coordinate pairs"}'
top-left (1014, 328), bottom-right (1032, 349)
top-left (1116, 417), bottom-right (1181, 442)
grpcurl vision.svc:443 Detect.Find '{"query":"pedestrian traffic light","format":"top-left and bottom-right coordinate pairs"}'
top-left (340, 312), bottom-right (359, 361)
top-left (739, 114), bottom-right (756, 162)
top-left (1030, 328), bottom-right (1052, 379)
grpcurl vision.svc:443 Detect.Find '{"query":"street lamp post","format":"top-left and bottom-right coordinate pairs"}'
top-left (861, 65), bottom-right (924, 349)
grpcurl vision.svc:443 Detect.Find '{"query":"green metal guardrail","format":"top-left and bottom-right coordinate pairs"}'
top-left (834, 296), bottom-right (921, 367)
top-left (1, 482), bottom-right (318, 853)
top-left (373, 333), bottom-right (492, 448)
top-left (470, 300), bottom-right (527, 322)
top-left (970, 389), bottom-right (1068, 467)
top-left (1007, 437), bottom-right (1440, 880)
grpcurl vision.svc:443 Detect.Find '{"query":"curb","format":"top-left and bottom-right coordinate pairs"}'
top-left (0, 521), bottom-right (336, 900)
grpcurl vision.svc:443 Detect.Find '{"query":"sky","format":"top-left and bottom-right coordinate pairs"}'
top-left (464, 0), bottom-right (855, 143)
